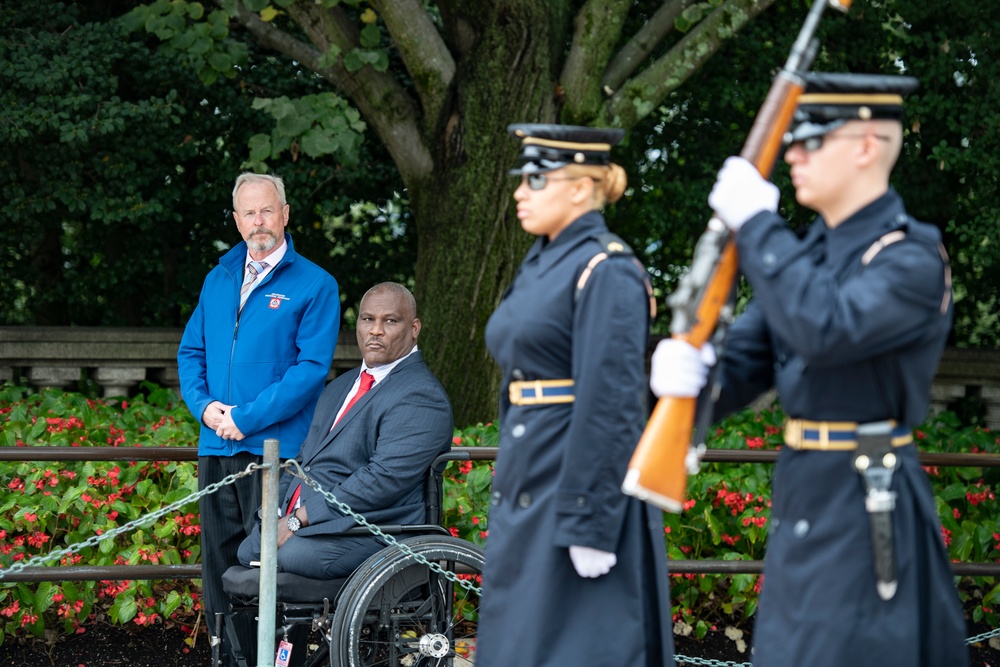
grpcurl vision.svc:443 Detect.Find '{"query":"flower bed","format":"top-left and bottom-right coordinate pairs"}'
top-left (1, 384), bottom-right (997, 647)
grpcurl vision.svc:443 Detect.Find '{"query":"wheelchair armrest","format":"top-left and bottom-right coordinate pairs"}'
top-left (342, 524), bottom-right (450, 537)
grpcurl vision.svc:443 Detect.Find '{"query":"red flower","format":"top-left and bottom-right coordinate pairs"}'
top-left (26, 532), bottom-right (50, 548)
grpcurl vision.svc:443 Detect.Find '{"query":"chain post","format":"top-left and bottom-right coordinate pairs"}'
top-left (257, 438), bottom-right (281, 667)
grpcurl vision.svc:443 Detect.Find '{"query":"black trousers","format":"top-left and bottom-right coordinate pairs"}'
top-left (198, 453), bottom-right (262, 664)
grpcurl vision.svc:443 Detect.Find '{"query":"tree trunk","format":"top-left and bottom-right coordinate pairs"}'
top-left (412, 2), bottom-right (568, 426)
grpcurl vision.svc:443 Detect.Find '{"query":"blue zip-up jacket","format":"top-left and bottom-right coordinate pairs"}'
top-left (177, 234), bottom-right (340, 459)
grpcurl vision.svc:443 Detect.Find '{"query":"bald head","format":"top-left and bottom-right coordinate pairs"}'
top-left (356, 283), bottom-right (421, 367)
top-left (362, 282), bottom-right (417, 320)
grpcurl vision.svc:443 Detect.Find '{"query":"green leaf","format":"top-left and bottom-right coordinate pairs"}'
top-left (317, 44), bottom-right (342, 69)
top-left (110, 594), bottom-right (138, 624)
top-left (190, 35), bottom-right (213, 56)
top-left (208, 51), bottom-right (232, 73)
top-left (300, 129), bottom-right (337, 157)
top-left (34, 582), bottom-right (54, 612)
top-left (119, 7), bottom-right (150, 33)
top-left (359, 24), bottom-right (380, 49)
top-left (154, 521), bottom-right (176, 539)
top-left (99, 536), bottom-right (115, 554)
top-left (162, 590), bottom-right (183, 618)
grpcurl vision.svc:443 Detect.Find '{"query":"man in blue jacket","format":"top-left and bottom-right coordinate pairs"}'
top-left (177, 172), bottom-right (340, 663)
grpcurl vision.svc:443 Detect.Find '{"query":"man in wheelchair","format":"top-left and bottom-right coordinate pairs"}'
top-left (232, 282), bottom-right (454, 665)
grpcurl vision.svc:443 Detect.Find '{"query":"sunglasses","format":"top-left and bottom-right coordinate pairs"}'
top-left (795, 133), bottom-right (890, 153)
top-left (519, 174), bottom-right (599, 191)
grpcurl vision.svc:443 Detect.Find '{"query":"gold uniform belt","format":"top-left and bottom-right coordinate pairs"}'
top-left (508, 379), bottom-right (575, 406)
top-left (784, 419), bottom-right (913, 451)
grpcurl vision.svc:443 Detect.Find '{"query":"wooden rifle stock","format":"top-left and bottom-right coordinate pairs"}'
top-left (623, 0), bottom-right (852, 513)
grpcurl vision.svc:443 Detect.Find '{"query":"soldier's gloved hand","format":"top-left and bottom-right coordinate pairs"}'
top-left (649, 339), bottom-right (717, 398)
top-left (569, 545), bottom-right (617, 578)
top-left (709, 156), bottom-right (779, 232)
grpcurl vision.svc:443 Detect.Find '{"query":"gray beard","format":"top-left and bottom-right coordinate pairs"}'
top-left (247, 229), bottom-right (279, 253)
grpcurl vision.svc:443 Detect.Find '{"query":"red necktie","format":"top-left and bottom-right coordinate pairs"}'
top-left (334, 370), bottom-right (375, 427)
top-left (286, 371), bottom-right (376, 514)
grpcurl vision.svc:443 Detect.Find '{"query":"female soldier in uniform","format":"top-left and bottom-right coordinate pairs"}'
top-left (476, 124), bottom-right (673, 667)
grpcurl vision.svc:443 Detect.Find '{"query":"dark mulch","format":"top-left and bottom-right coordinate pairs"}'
top-left (0, 618), bottom-right (997, 666)
top-left (0, 622), bottom-right (210, 667)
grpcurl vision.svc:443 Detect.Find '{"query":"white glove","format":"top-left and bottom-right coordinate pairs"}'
top-left (708, 156), bottom-right (779, 232)
top-left (569, 545), bottom-right (617, 578)
top-left (649, 339), bottom-right (717, 398)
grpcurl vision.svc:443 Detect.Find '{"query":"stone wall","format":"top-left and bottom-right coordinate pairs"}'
top-left (0, 327), bottom-right (362, 398)
top-left (2, 327), bottom-right (999, 429)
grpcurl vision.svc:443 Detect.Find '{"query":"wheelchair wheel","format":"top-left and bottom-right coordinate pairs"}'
top-left (330, 535), bottom-right (484, 666)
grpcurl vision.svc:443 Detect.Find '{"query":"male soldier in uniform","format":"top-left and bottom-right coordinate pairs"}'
top-left (650, 73), bottom-right (968, 666)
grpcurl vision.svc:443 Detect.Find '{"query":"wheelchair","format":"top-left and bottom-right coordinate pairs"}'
top-left (217, 452), bottom-right (485, 667)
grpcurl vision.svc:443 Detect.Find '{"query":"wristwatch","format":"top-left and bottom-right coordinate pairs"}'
top-left (286, 513), bottom-right (302, 533)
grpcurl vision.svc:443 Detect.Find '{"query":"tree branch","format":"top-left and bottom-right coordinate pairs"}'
top-left (560, 0), bottom-right (631, 125)
top-left (601, 0), bottom-right (778, 130)
top-left (227, 1), bottom-right (433, 187)
top-left (602, 0), bottom-right (697, 93)
top-left (371, 0), bottom-right (455, 127)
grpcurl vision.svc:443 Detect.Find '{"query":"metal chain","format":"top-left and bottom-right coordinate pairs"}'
top-left (282, 460), bottom-right (482, 596)
top-left (966, 625), bottom-right (1000, 644)
top-left (0, 463), bottom-right (263, 579)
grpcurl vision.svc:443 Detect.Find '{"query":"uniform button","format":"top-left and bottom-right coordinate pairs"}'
top-left (793, 519), bottom-right (809, 538)
top-left (518, 493), bottom-right (532, 509)
top-left (762, 252), bottom-right (777, 266)
top-left (896, 213), bottom-right (907, 223)
top-left (576, 496), bottom-right (587, 508)
top-left (512, 368), bottom-right (526, 381)
top-left (304, 466), bottom-right (311, 472)
top-left (512, 424), bottom-right (526, 438)
top-left (491, 491), bottom-right (502, 507)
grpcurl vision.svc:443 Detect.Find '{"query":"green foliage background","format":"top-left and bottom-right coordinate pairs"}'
top-left (0, 1), bottom-right (411, 328)
top-left (608, 1), bottom-right (998, 344)
top-left (1, 1), bottom-right (996, 347)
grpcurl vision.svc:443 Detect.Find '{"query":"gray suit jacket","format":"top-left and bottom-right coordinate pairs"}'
top-left (278, 350), bottom-right (453, 536)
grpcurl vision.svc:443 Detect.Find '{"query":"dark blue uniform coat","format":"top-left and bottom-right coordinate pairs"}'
top-left (715, 190), bottom-right (968, 667)
top-left (478, 212), bottom-right (673, 667)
